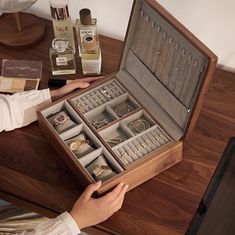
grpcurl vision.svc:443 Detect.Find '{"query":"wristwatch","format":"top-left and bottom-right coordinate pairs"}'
top-left (69, 139), bottom-right (90, 151)
top-left (92, 165), bottom-right (111, 178)
top-left (54, 113), bottom-right (70, 126)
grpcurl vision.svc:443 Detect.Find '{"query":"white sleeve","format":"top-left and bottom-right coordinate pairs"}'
top-left (0, 89), bottom-right (51, 132)
top-left (19, 212), bottom-right (81, 235)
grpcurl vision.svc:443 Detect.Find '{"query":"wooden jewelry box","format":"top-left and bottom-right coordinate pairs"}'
top-left (38, 0), bottom-right (217, 194)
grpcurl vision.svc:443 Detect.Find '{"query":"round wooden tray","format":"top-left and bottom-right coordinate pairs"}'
top-left (0, 12), bottom-right (45, 49)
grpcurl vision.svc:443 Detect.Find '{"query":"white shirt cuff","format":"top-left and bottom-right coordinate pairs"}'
top-left (41, 88), bottom-right (52, 105)
top-left (58, 212), bottom-right (81, 235)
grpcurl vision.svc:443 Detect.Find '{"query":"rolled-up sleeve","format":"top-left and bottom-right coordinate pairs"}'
top-left (0, 89), bottom-right (51, 132)
top-left (18, 212), bottom-right (81, 235)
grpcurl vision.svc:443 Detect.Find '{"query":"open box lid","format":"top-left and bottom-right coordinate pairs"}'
top-left (116, 0), bottom-right (217, 141)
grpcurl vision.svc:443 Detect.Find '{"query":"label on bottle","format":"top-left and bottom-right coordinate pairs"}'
top-left (81, 51), bottom-right (102, 75)
top-left (78, 27), bottom-right (96, 57)
top-left (56, 57), bottom-right (68, 66)
top-left (80, 27), bottom-right (96, 41)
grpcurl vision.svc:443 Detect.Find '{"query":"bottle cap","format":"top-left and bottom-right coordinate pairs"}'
top-left (52, 38), bottom-right (69, 52)
top-left (50, 0), bottom-right (69, 20)
top-left (79, 8), bottom-right (92, 25)
top-left (82, 35), bottom-right (97, 51)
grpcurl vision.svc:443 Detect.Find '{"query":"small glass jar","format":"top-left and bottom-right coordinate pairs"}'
top-left (49, 38), bottom-right (76, 75)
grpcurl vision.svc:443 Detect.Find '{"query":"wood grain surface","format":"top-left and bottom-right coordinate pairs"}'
top-left (0, 17), bottom-right (235, 235)
top-left (0, 13), bottom-right (45, 49)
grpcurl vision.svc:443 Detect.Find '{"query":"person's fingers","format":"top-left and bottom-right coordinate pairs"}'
top-left (80, 76), bottom-right (105, 83)
top-left (117, 184), bottom-right (129, 200)
top-left (82, 181), bottom-right (102, 200)
top-left (110, 184), bottom-right (128, 210)
top-left (61, 76), bottom-right (105, 95)
top-left (67, 80), bottom-right (90, 89)
top-left (101, 184), bottom-right (128, 218)
top-left (74, 81), bottom-right (90, 88)
top-left (98, 182), bottom-right (124, 204)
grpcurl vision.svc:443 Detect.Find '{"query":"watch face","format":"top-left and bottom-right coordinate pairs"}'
top-left (69, 139), bottom-right (88, 152)
top-left (54, 113), bottom-right (67, 125)
top-left (69, 141), bottom-right (80, 151)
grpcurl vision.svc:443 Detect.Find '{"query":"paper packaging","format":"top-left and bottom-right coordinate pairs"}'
top-left (0, 59), bottom-right (42, 93)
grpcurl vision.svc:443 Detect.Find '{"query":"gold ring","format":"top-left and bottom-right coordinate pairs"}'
top-left (140, 142), bottom-right (146, 149)
top-left (136, 146), bottom-right (141, 152)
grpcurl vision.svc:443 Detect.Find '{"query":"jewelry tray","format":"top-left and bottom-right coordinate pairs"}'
top-left (38, 0), bottom-right (217, 194)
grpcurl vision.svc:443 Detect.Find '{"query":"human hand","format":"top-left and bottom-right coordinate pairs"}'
top-left (50, 76), bottom-right (104, 101)
top-left (70, 181), bottom-right (128, 229)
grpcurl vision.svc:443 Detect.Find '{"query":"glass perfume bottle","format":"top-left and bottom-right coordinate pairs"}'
top-left (76, 8), bottom-right (101, 75)
top-left (50, 0), bottom-right (75, 53)
top-left (49, 38), bottom-right (76, 75)
top-left (76, 8), bottom-right (98, 56)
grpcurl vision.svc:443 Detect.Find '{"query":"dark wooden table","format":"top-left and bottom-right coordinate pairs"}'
top-left (1, 18), bottom-right (235, 235)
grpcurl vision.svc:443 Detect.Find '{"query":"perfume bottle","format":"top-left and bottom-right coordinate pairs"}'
top-left (76, 8), bottom-right (98, 56)
top-left (49, 38), bottom-right (76, 75)
top-left (50, 0), bottom-right (75, 53)
top-left (76, 8), bottom-right (101, 75)
top-left (80, 35), bottom-right (101, 75)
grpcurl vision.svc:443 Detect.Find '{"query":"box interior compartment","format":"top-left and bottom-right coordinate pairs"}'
top-left (99, 122), bottom-right (133, 148)
top-left (108, 93), bottom-right (140, 118)
top-left (40, 100), bottom-right (124, 182)
top-left (84, 104), bottom-right (117, 130)
top-left (112, 125), bottom-right (172, 167)
top-left (78, 147), bottom-right (123, 182)
top-left (44, 101), bottom-right (80, 135)
top-left (122, 110), bottom-right (155, 135)
top-left (68, 78), bottom-right (174, 168)
top-left (70, 79), bottom-right (126, 114)
top-left (99, 109), bottom-right (172, 167)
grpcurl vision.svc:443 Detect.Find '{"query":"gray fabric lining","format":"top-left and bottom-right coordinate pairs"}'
top-left (125, 50), bottom-right (188, 128)
top-left (116, 70), bottom-right (182, 140)
top-left (118, 0), bottom-right (209, 139)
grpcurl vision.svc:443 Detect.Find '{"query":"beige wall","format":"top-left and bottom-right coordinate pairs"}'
top-left (27, 0), bottom-right (235, 70)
